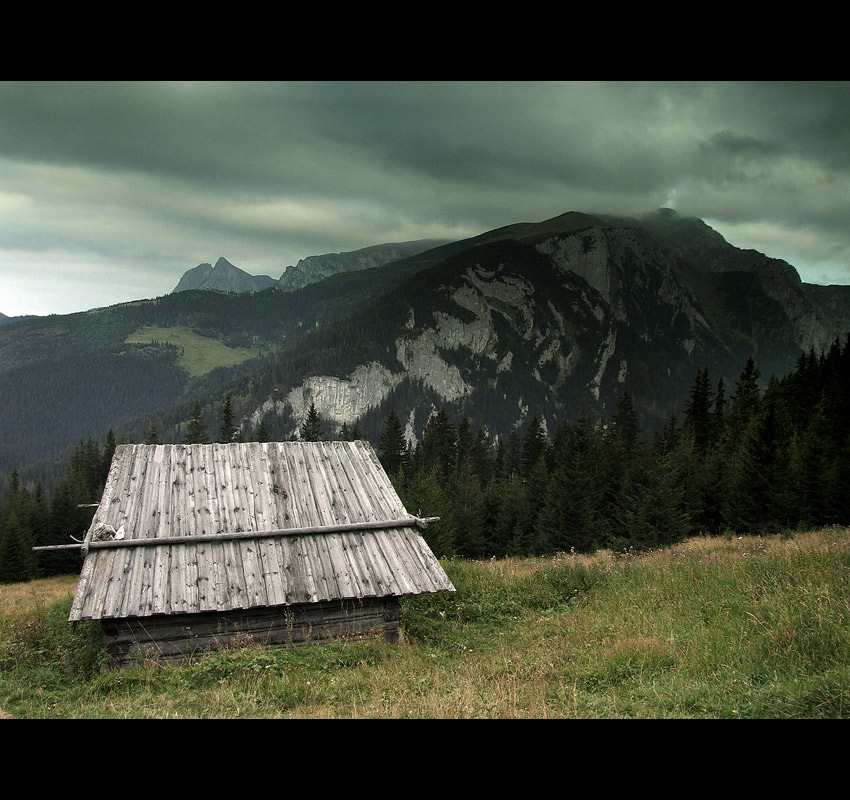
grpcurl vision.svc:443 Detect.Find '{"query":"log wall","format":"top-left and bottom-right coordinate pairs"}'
top-left (100, 596), bottom-right (401, 667)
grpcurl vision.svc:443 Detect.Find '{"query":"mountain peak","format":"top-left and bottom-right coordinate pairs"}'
top-left (173, 258), bottom-right (277, 295)
top-left (538, 210), bottom-right (611, 230)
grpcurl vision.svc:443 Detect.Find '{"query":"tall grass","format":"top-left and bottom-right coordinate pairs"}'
top-left (1, 528), bottom-right (848, 718)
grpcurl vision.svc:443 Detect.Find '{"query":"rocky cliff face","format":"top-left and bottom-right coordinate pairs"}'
top-left (278, 240), bottom-right (449, 291)
top-left (286, 362), bottom-right (404, 426)
top-left (173, 257), bottom-right (277, 294)
top-left (750, 256), bottom-right (836, 353)
top-left (255, 236), bottom-right (618, 439)
top-left (611, 209), bottom-right (844, 355)
top-left (243, 211), bottom-right (850, 442)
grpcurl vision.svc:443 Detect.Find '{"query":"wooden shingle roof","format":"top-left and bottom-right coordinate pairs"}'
top-left (68, 441), bottom-right (454, 622)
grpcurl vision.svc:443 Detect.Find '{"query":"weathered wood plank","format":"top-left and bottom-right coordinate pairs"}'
top-left (100, 598), bottom-right (401, 666)
top-left (68, 442), bottom-right (454, 623)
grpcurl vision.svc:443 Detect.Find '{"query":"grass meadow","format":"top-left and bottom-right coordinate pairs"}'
top-left (1, 528), bottom-right (848, 718)
top-left (124, 325), bottom-right (262, 377)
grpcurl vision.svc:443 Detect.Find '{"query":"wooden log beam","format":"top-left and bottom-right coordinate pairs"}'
top-left (33, 516), bottom-right (440, 553)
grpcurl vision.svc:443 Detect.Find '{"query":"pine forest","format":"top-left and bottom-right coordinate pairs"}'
top-left (1, 337), bottom-right (849, 584)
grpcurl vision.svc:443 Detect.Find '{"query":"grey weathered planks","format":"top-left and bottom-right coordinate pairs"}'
top-left (100, 598), bottom-right (402, 666)
top-left (69, 441), bottom-right (455, 622)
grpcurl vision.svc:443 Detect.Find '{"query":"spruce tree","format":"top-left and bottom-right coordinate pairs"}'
top-left (684, 367), bottom-right (714, 454)
top-left (724, 356), bottom-right (761, 452)
top-left (455, 414), bottom-right (472, 458)
top-left (402, 465), bottom-right (453, 557)
top-left (470, 428), bottom-right (493, 486)
top-left (602, 395), bottom-right (643, 542)
top-left (299, 402), bottom-right (324, 442)
top-left (611, 442), bottom-right (691, 550)
top-left (611, 391), bottom-right (639, 454)
top-left (790, 404), bottom-right (831, 527)
top-left (182, 401), bottom-right (210, 444)
top-left (514, 453), bottom-right (550, 555)
top-left (379, 409), bottom-right (410, 477)
top-left (0, 509), bottom-right (36, 584)
top-left (713, 377), bottom-right (727, 446)
top-left (536, 417), bottom-right (605, 554)
top-left (486, 472), bottom-right (524, 556)
top-left (724, 383), bottom-right (791, 533)
top-left (42, 477), bottom-right (84, 575)
top-left (255, 419), bottom-right (271, 443)
top-left (521, 415), bottom-right (548, 477)
top-left (498, 428), bottom-right (523, 479)
top-left (417, 408), bottom-right (456, 479)
top-left (144, 421), bottom-right (160, 445)
top-left (448, 454), bottom-right (487, 559)
top-left (220, 394), bottom-right (238, 443)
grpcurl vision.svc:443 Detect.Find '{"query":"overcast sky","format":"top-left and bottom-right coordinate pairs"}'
top-left (2, 81), bottom-right (849, 318)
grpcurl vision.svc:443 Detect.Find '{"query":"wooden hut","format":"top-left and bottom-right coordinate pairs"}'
top-left (66, 440), bottom-right (454, 666)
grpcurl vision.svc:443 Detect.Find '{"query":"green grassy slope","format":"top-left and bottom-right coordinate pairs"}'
top-left (1, 528), bottom-right (847, 718)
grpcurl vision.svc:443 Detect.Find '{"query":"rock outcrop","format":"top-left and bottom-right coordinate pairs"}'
top-left (173, 257), bottom-right (277, 294)
top-left (228, 211), bottom-right (850, 442)
top-left (278, 240), bottom-right (449, 291)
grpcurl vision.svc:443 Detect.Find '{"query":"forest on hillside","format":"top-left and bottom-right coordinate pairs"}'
top-left (1, 335), bottom-right (849, 583)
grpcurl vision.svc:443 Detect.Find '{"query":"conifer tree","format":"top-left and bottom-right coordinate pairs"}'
top-left (656, 412), bottom-right (681, 457)
top-left (521, 415), bottom-right (548, 477)
top-left (724, 356), bottom-right (761, 452)
top-left (402, 466), bottom-right (453, 557)
top-left (536, 417), bottom-right (605, 554)
top-left (378, 409), bottom-right (410, 477)
top-left (417, 408), bottom-right (456, 479)
top-left (611, 391), bottom-right (639, 454)
top-left (455, 415), bottom-right (472, 463)
top-left (713, 377), bottom-right (727, 445)
top-left (724, 382), bottom-right (791, 532)
top-left (448, 454), bottom-right (487, 559)
top-left (299, 402), bottom-right (324, 442)
top-left (144, 421), bottom-right (160, 445)
top-left (0, 509), bottom-right (36, 584)
top-left (255, 419), bottom-right (271, 443)
top-left (790, 403), bottom-right (832, 527)
top-left (611, 443), bottom-right (691, 550)
top-left (601, 394), bottom-right (643, 540)
top-left (470, 428), bottom-right (493, 486)
top-left (485, 471), bottom-right (524, 556)
top-left (689, 443), bottom-right (727, 536)
top-left (513, 453), bottom-right (550, 555)
top-left (684, 367), bottom-right (714, 454)
top-left (182, 401), bottom-right (210, 444)
top-left (497, 427), bottom-right (523, 479)
top-left (220, 394), bottom-right (238, 443)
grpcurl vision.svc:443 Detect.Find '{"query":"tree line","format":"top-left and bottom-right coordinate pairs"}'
top-left (1, 337), bottom-right (848, 582)
top-left (0, 392), bottom-right (344, 582)
top-left (381, 336), bottom-right (850, 559)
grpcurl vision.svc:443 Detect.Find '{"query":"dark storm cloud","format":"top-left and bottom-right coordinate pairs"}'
top-left (1, 81), bottom-right (849, 316)
top-left (0, 82), bottom-right (326, 190)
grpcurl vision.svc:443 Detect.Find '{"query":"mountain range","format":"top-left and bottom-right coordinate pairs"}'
top-left (172, 240), bottom-right (451, 295)
top-left (3, 208), bottom-right (849, 490)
